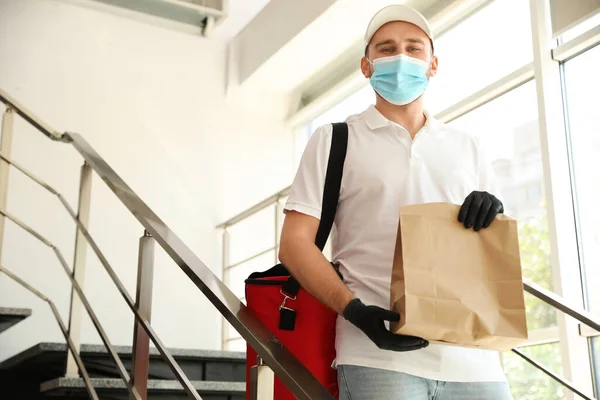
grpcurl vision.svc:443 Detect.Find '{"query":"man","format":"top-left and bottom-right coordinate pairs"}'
top-left (278, 4), bottom-right (511, 400)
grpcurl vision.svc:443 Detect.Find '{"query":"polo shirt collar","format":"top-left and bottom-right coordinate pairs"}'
top-left (363, 105), bottom-right (391, 130)
top-left (362, 105), bottom-right (441, 132)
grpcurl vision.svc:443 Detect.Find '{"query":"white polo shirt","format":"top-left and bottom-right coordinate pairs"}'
top-left (284, 105), bottom-right (507, 382)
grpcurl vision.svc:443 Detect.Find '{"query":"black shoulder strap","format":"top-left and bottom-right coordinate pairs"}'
top-left (281, 122), bottom-right (348, 298)
top-left (315, 122), bottom-right (348, 250)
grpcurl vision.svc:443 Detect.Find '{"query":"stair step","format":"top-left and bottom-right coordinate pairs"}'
top-left (0, 307), bottom-right (32, 333)
top-left (40, 377), bottom-right (245, 400)
top-left (0, 343), bottom-right (246, 382)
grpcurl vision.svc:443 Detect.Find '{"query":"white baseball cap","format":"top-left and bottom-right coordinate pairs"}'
top-left (364, 4), bottom-right (433, 47)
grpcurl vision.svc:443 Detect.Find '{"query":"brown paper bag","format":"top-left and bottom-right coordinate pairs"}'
top-left (390, 202), bottom-right (528, 351)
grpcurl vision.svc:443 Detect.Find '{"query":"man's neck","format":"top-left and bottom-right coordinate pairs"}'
top-left (375, 97), bottom-right (426, 139)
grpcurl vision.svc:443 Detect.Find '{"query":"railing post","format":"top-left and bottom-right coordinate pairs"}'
top-left (131, 230), bottom-right (155, 400)
top-left (222, 228), bottom-right (230, 274)
top-left (65, 162), bottom-right (92, 377)
top-left (221, 228), bottom-right (230, 348)
top-left (0, 107), bottom-right (14, 269)
top-left (249, 356), bottom-right (275, 400)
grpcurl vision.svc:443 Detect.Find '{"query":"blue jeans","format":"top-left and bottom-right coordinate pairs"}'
top-left (338, 365), bottom-right (514, 400)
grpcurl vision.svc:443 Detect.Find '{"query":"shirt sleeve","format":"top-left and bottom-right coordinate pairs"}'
top-left (284, 124), bottom-right (333, 220)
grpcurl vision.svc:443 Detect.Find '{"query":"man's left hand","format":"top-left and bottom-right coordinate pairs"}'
top-left (458, 191), bottom-right (504, 231)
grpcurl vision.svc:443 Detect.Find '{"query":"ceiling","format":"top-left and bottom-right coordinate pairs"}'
top-left (211, 0), bottom-right (272, 40)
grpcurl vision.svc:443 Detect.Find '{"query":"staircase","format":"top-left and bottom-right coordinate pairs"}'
top-left (0, 307), bottom-right (32, 334)
top-left (0, 340), bottom-right (246, 400)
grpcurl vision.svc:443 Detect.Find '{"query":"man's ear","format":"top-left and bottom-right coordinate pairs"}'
top-left (361, 57), bottom-right (373, 79)
top-left (427, 55), bottom-right (439, 79)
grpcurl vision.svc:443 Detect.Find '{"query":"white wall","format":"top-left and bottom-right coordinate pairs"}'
top-left (0, 0), bottom-right (296, 361)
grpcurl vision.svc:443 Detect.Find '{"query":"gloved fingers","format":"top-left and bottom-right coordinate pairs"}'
top-left (482, 201), bottom-right (502, 228)
top-left (464, 193), bottom-right (484, 229)
top-left (378, 331), bottom-right (429, 352)
top-left (397, 341), bottom-right (429, 351)
top-left (390, 338), bottom-right (429, 352)
top-left (457, 192), bottom-right (474, 223)
top-left (474, 196), bottom-right (492, 231)
top-left (496, 200), bottom-right (504, 214)
top-left (373, 307), bottom-right (400, 322)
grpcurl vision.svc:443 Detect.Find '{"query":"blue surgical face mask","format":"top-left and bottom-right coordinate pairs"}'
top-left (368, 53), bottom-right (431, 106)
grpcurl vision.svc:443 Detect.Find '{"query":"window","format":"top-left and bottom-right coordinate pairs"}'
top-left (295, 86), bottom-right (373, 168)
top-left (527, 184), bottom-right (541, 204)
top-left (311, 85), bottom-right (373, 132)
top-left (564, 44), bottom-right (600, 317)
top-left (502, 343), bottom-right (564, 400)
top-left (593, 338), bottom-right (600, 390)
top-left (564, 44), bottom-right (600, 392)
top-left (450, 82), bottom-right (562, 396)
top-left (227, 207), bottom-right (276, 271)
top-left (425, 0), bottom-right (533, 115)
top-left (450, 81), bottom-right (557, 328)
top-left (449, 81), bottom-right (545, 220)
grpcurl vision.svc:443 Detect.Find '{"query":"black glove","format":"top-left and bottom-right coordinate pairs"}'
top-left (458, 191), bottom-right (504, 231)
top-left (343, 298), bottom-right (428, 352)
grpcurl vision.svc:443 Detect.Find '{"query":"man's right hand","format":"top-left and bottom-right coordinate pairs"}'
top-left (343, 298), bottom-right (429, 352)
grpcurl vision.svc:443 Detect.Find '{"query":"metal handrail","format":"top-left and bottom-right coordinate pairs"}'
top-left (0, 152), bottom-right (57, 194)
top-left (524, 280), bottom-right (600, 333)
top-left (217, 186), bottom-right (290, 229)
top-left (0, 91), bottom-right (65, 142)
top-left (0, 209), bottom-right (143, 400)
top-left (0, 265), bottom-right (99, 400)
top-left (0, 152), bottom-right (200, 399)
top-left (0, 88), bottom-right (335, 400)
top-left (513, 348), bottom-right (596, 400)
top-left (226, 245), bottom-right (277, 271)
top-left (519, 281), bottom-right (600, 399)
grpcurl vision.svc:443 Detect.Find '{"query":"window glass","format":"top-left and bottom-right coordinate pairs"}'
top-left (593, 337), bottom-right (600, 393)
top-left (425, 0), bottom-right (533, 114)
top-left (225, 250), bottom-right (275, 300)
top-left (564, 44), bottom-right (600, 318)
top-left (564, 44), bottom-right (600, 395)
top-left (311, 85), bottom-right (373, 132)
top-left (227, 206), bottom-right (275, 267)
top-left (450, 81), bottom-right (557, 332)
top-left (503, 343), bottom-right (564, 400)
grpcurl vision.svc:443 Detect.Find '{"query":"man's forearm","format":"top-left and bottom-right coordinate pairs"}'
top-left (279, 238), bottom-right (354, 315)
